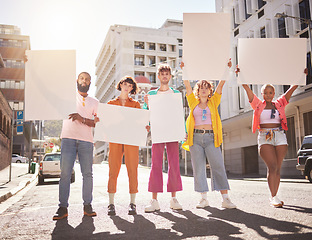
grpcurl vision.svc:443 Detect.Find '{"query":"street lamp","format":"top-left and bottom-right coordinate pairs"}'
top-left (275, 12), bottom-right (312, 60)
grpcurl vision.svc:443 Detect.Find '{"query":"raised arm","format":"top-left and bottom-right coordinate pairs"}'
top-left (242, 84), bottom-right (254, 102)
top-left (284, 85), bottom-right (298, 102)
top-left (215, 59), bottom-right (232, 95)
top-left (180, 62), bottom-right (193, 95)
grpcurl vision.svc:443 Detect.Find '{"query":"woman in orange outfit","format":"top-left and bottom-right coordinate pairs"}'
top-left (107, 76), bottom-right (140, 216)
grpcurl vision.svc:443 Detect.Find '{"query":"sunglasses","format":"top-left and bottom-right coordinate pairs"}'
top-left (202, 109), bottom-right (207, 121)
top-left (270, 109), bottom-right (276, 119)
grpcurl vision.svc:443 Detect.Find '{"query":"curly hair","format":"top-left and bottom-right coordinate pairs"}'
top-left (157, 64), bottom-right (172, 75)
top-left (261, 84), bottom-right (275, 94)
top-left (193, 80), bottom-right (214, 98)
top-left (116, 76), bottom-right (139, 95)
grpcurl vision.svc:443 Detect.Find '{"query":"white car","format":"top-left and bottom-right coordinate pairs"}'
top-left (12, 154), bottom-right (29, 163)
top-left (38, 152), bottom-right (75, 184)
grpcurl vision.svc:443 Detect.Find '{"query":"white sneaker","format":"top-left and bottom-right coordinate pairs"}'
top-left (145, 199), bottom-right (160, 213)
top-left (221, 197), bottom-right (237, 209)
top-left (170, 198), bottom-right (182, 210)
top-left (270, 196), bottom-right (284, 208)
top-left (196, 198), bottom-right (209, 209)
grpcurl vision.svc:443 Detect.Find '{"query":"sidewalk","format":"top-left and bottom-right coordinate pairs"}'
top-left (0, 163), bottom-right (38, 203)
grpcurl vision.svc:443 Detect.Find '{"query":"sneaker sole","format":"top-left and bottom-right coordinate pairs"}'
top-left (52, 213), bottom-right (68, 221)
top-left (84, 212), bottom-right (97, 217)
top-left (170, 207), bottom-right (182, 210)
top-left (271, 201), bottom-right (284, 208)
top-left (145, 209), bottom-right (160, 213)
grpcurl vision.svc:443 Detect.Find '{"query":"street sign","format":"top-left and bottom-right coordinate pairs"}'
top-left (16, 111), bottom-right (24, 120)
top-left (49, 143), bottom-right (54, 148)
top-left (16, 125), bottom-right (23, 134)
top-left (43, 142), bottom-right (48, 148)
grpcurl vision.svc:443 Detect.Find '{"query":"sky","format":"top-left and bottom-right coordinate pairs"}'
top-left (0, 0), bottom-right (216, 96)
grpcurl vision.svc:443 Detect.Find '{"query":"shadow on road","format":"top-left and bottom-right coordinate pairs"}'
top-left (282, 205), bottom-right (312, 214)
top-left (203, 207), bottom-right (312, 239)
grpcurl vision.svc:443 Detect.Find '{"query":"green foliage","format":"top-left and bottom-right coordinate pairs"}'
top-left (44, 120), bottom-right (62, 137)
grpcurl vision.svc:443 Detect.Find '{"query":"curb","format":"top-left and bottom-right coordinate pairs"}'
top-left (0, 166), bottom-right (38, 204)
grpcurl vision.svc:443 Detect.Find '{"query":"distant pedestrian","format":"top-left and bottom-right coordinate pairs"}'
top-left (106, 76), bottom-right (141, 216)
top-left (238, 67), bottom-right (307, 207)
top-left (143, 64), bottom-right (183, 213)
top-left (181, 60), bottom-right (236, 209)
top-left (53, 72), bottom-right (99, 220)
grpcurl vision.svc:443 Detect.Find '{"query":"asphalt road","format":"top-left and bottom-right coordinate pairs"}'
top-left (0, 162), bottom-right (311, 240)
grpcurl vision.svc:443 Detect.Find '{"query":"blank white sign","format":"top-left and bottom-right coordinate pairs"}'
top-left (94, 103), bottom-right (150, 146)
top-left (183, 13), bottom-right (231, 81)
top-left (149, 93), bottom-right (185, 144)
top-left (237, 38), bottom-right (307, 85)
top-left (25, 50), bottom-right (77, 120)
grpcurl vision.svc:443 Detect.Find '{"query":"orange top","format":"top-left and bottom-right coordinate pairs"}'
top-left (108, 97), bottom-right (141, 109)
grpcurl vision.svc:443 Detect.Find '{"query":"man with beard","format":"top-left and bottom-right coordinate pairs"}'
top-left (53, 72), bottom-right (99, 220)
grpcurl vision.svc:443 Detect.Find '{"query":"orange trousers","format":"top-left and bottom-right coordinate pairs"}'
top-left (107, 143), bottom-right (139, 194)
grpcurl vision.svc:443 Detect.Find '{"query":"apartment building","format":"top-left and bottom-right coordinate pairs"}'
top-left (94, 19), bottom-right (183, 163)
top-left (216, 0), bottom-right (312, 176)
top-left (0, 24), bottom-right (37, 158)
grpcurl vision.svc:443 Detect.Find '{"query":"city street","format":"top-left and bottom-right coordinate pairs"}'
top-left (0, 163), bottom-right (311, 240)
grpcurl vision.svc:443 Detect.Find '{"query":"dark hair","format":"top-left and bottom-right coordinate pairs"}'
top-left (193, 80), bottom-right (214, 98)
top-left (157, 64), bottom-right (171, 75)
top-left (78, 72), bottom-right (91, 80)
top-left (116, 76), bottom-right (139, 95)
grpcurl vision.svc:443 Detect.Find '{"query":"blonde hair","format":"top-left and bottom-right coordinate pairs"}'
top-left (261, 84), bottom-right (275, 94)
top-left (193, 80), bottom-right (214, 98)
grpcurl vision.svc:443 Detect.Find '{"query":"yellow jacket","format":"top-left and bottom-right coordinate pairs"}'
top-left (182, 92), bottom-right (223, 151)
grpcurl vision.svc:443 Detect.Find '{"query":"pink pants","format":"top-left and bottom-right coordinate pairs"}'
top-left (148, 142), bottom-right (183, 193)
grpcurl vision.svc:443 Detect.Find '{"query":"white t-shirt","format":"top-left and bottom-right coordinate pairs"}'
top-left (61, 92), bottom-right (99, 143)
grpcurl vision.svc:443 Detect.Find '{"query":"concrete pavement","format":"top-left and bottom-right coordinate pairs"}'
top-left (0, 163), bottom-right (38, 203)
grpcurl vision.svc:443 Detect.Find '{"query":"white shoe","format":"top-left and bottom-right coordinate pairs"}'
top-left (196, 198), bottom-right (209, 209)
top-left (145, 199), bottom-right (160, 213)
top-left (170, 198), bottom-right (182, 210)
top-left (221, 197), bottom-right (236, 209)
top-left (270, 196), bottom-right (284, 208)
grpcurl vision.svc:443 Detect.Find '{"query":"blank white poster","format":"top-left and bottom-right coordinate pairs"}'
top-left (237, 38), bottom-right (307, 85)
top-left (25, 50), bottom-right (77, 120)
top-left (149, 93), bottom-right (185, 144)
top-left (183, 13), bottom-right (231, 81)
top-left (94, 103), bottom-right (150, 146)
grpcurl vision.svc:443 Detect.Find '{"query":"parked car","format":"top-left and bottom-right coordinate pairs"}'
top-left (296, 135), bottom-right (312, 183)
top-left (11, 154), bottom-right (29, 163)
top-left (38, 152), bottom-right (75, 184)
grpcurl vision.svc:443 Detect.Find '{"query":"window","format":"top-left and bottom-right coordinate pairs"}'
top-left (233, 8), bottom-right (239, 29)
top-left (148, 43), bottom-right (155, 50)
top-left (169, 58), bottom-right (176, 68)
top-left (134, 72), bottom-right (144, 78)
top-left (285, 117), bottom-right (296, 159)
top-left (179, 49), bottom-right (183, 58)
top-left (148, 56), bottom-right (155, 66)
top-left (177, 38), bottom-right (183, 46)
top-left (260, 26), bottom-right (266, 38)
top-left (258, 0), bottom-right (266, 9)
top-left (244, 0), bottom-right (251, 19)
top-left (303, 111), bottom-right (312, 136)
top-left (258, 9), bottom-right (264, 19)
top-left (234, 29), bottom-right (239, 37)
top-left (134, 41), bottom-right (144, 49)
top-left (159, 57), bottom-right (166, 63)
top-left (3, 59), bottom-right (24, 69)
top-left (277, 17), bottom-right (289, 38)
top-left (170, 45), bottom-right (176, 52)
top-left (299, 0), bottom-right (311, 30)
top-left (134, 55), bottom-right (144, 66)
top-left (148, 73), bottom-right (156, 83)
top-left (159, 44), bottom-right (166, 51)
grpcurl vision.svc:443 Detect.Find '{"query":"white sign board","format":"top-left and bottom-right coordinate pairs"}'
top-left (237, 38), bottom-right (307, 85)
top-left (25, 50), bottom-right (76, 120)
top-left (94, 103), bottom-right (150, 146)
top-left (183, 13), bottom-right (231, 81)
top-left (149, 93), bottom-right (185, 144)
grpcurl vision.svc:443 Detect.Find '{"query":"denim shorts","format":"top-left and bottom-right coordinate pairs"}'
top-left (258, 128), bottom-right (288, 147)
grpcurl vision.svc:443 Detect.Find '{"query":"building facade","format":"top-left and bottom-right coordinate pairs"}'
top-left (216, 0), bottom-right (312, 176)
top-left (94, 19), bottom-right (183, 163)
top-left (0, 24), bottom-right (37, 159)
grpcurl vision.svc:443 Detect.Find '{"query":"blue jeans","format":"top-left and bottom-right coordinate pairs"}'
top-left (59, 138), bottom-right (93, 207)
top-left (189, 133), bottom-right (230, 192)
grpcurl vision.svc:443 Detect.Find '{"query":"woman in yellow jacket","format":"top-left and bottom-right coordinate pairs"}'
top-left (181, 61), bottom-right (236, 209)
